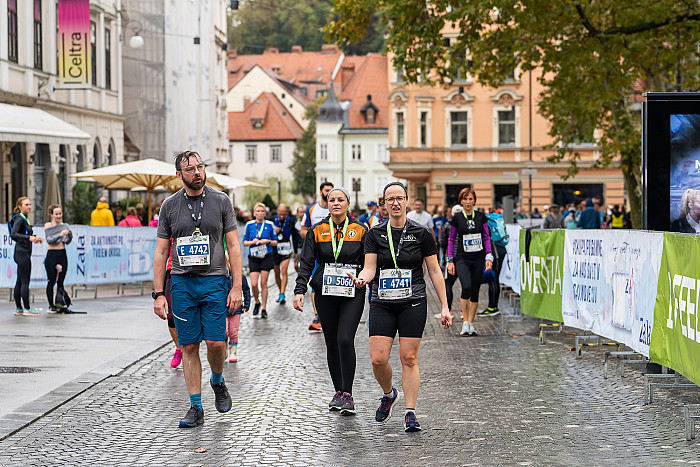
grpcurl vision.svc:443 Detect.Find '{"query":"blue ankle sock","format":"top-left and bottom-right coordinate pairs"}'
top-left (189, 393), bottom-right (202, 409)
top-left (210, 370), bottom-right (224, 386)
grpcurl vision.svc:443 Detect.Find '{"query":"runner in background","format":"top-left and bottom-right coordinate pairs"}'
top-left (407, 198), bottom-right (434, 231)
top-left (294, 206), bottom-right (305, 273)
top-left (300, 181), bottom-right (334, 331)
top-left (243, 203), bottom-right (277, 319)
top-left (272, 203), bottom-right (300, 305)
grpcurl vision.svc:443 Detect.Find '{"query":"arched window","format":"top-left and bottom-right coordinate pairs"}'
top-left (107, 139), bottom-right (116, 165)
top-left (76, 145), bottom-right (86, 172)
top-left (92, 139), bottom-right (101, 168)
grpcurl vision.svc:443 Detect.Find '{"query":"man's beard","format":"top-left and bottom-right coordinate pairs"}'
top-left (184, 174), bottom-right (206, 191)
top-left (321, 193), bottom-right (328, 202)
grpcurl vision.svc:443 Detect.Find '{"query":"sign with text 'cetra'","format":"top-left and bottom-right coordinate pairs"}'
top-left (650, 233), bottom-right (700, 384)
top-left (58, 0), bottom-right (91, 88)
top-left (519, 229), bottom-right (564, 322)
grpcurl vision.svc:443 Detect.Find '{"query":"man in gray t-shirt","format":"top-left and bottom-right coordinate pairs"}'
top-left (153, 150), bottom-right (242, 428)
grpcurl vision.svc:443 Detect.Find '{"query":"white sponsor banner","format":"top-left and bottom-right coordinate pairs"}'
top-left (1, 225), bottom-right (157, 289)
top-left (500, 224), bottom-right (522, 294)
top-left (562, 230), bottom-right (663, 356)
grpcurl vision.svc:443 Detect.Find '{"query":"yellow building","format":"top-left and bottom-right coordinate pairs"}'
top-left (386, 50), bottom-right (626, 214)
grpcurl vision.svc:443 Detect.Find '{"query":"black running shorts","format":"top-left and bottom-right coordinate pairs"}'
top-left (369, 297), bottom-right (428, 339)
top-left (249, 254), bottom-right (274, 272)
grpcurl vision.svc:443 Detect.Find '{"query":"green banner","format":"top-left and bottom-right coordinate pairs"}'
top-left (650, 233), bottom-right (700, 384)
top-left (519, 229), bottom-right (565, 322)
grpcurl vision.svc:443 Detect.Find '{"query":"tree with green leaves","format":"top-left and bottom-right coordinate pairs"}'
top-left (228, 0), bottom-right (384, 55)
top-left (65, 182), bottom-right (101, 225)
top-left (327, 0), bottom-right (700, 228)
top-left (290, 102), bottom-right (320, 198)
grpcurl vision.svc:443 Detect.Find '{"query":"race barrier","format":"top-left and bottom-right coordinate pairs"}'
top-left (2, 226), bottom-right (157, 289)
top-left (517, 227), bottom-right (700, 385)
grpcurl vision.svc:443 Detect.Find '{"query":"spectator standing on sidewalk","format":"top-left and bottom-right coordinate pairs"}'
top-left (119, 207), bottom-right (142, 227)
top-left (577, 198), bottom-right (602, 229)
top-left (11, 197), bottom-right (43, 316)
top-left (90, 197), bottom-right (115, 226)
top-left (153, 150), bottom-right (243, 428)
top-left (44, 205), bottom-right (73, 313)
top-left (542, 203), bottom-right (565, 229)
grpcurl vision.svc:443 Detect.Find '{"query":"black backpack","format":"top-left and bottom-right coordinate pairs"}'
top-left (55, 287), bottom-right (72, 311)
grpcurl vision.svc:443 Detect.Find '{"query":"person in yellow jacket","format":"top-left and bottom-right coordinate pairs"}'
top-left (90, 197), bottom-right (115, 226)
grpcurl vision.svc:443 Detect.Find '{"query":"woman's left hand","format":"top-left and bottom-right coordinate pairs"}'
top-left (485, 260), bottom-right (493, 271)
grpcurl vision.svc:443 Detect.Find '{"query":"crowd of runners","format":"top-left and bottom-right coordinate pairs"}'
top-left (152, 151), bottom-right (512, 433)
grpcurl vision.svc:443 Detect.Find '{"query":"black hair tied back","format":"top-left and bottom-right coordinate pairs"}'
top-left (382, 181), bottom-right (408, 198)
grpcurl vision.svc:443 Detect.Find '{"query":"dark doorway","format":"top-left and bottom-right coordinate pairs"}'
top-left (8, 143), bottom-right (25, 221)
top-left (552, 183), bottom-right (604, 207)
top-left (445, 183), bottom-right (472, 208)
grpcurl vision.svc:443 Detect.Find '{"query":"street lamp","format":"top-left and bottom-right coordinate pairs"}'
top-left (352, 179), bottom-right (361, 214)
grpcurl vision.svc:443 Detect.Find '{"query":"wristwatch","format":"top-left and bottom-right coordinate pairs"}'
top-left (152, 291), bottom-right (165, 300)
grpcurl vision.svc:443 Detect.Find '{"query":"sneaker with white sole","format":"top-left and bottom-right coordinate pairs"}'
top-left (460, 322), bottom-right (470, 336)
top-left (340, 392), bottom-right (356, 415)
top-left (23, 308), bottom-right (40, 317)
top-left (375, 388), bottom-right (400, 422)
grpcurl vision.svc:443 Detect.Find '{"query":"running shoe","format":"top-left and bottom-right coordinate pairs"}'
top-left (460, 322), bottom-right (470, 336)
top-left (179, 405), bottom-right (204, 428)
top-left (340, 392), bottom-right (356, 415)
top-left (470, 322), bottom-right (478, 336)
top-left (404, 412), bottom-right (422, 432)
top-left (276, 293), bottom-right (283, 302)
top-left (14, 308), bottom-right (24, 316)
top-left (308, 316), bottom-right (322, 332)
top-left (260, 309), bottom-right (268, 319)
top-left (329, 391), bottom-right (343, 411)
top-left (481, 307), bottom-right (500, 316)
top-left (170, 349), bottom-right (182, 368)
top-left (252, 303), bottom-right (260, 315)
top-left (48, 306), bottom-right (58, 314)
top-left (375, 387), bottom-right (400, 422)
top-left (279, 294), bottom-right (286, 305)
top-left (228, 344), bottom-right (238, 363)
top-left (23, 308), bottom-right (40, 317)
top-left (210, 380), bottom-right (232, 413)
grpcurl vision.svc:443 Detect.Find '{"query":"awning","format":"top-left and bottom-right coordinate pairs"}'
top-left (0, 103), bottom-right (91, 145)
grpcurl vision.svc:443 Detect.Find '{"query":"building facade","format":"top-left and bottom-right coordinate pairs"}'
top-left (387, 46), bottom-right (626, 213)
top-left (0, 0), bottom-right (124, 223)
top-left (316, 53), bottom-right (393, 205)
top-left (122, 0), bottom-right (229, 171)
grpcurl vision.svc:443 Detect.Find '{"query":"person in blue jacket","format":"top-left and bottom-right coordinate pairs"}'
top-left (242, 202), bottom-right (277, 318)
top-left (577, 198), bottom-right (602, 229)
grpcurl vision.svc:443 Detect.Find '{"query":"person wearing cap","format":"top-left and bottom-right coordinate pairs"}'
top-left (294, 186), bottom-right (368, 415)
top-left (359, 201), bottom-right (378, 229)
top-left (542, 203), bottom-right (565, 229)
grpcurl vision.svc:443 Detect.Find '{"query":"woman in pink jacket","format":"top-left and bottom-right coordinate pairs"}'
top-left (119, 206), bottom-right (142, 227)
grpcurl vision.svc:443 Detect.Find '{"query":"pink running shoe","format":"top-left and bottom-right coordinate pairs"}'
top-left (170, 349), bottom-right (182, 368)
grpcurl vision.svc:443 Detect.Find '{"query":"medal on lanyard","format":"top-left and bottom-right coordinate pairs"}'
top-left (184, 190), bottom-right (206, 236)
top-left (463, 210), bottom-right (475, 230)
top-left (386, 221), bottom-right (408, 269)
top-left (330, 217), bottom-right (349, 262)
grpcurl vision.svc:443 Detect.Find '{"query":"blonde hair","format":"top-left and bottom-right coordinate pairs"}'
top-left (253, 202), bottom-right (266, 212)
top-left (13, 197), bottom-right (29, 215)
top-left (680, 189), bottom-right (700, 218)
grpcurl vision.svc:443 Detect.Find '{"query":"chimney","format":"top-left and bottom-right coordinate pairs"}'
top-left (243, 97), bottom-right (251, 108)
top-left (340, 63), bottom-right (355, 90)
top-left (321, 44), bottom-right (339, 54)
top-left (291, 45), bottom-right (302, 53)
top-left (228, 49), bottom-right (238, 59)
top-left (265, 47), bottom-right (279, 54)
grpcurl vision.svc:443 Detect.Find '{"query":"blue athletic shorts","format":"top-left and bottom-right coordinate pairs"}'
top-left (170, 274), bottom-right (229, 345)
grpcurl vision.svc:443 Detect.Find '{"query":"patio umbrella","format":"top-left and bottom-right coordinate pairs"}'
top-left (42, 168), bottom-right (62, 223)
top-left (71, 158), bottom-right (179, 221)
top-left (206, 172), bottom-right (268, 190)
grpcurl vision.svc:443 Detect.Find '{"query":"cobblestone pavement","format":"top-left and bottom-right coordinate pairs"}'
top-left (1, 277), bottom-right (700, 465)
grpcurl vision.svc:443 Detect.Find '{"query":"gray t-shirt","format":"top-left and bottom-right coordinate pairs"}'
top-left (157, 186), bottom-right (236, 276)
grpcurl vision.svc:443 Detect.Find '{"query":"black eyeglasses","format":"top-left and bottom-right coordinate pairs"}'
top-left (181, 164), bottom-right (205, 174)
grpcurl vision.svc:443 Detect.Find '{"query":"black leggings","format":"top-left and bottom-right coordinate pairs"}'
top-left (45, 249), bottom-right (68, 307)
top-left (315, 291), bottom-right (366, 394)
top-left (455, 255), bottom-right (484, 302)
top-left (14, 252), bottom-right (31, 309)
top-left (445, 271), bottom-right (457, 310)
top-left (487, 244), bottom-right (507, 308)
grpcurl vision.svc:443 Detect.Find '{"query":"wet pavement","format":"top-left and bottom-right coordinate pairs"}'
top-left (1, 274), bottom-right (700, 465)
